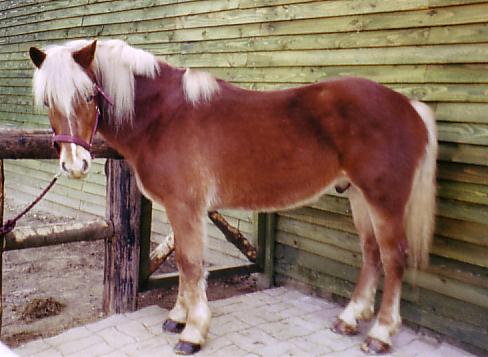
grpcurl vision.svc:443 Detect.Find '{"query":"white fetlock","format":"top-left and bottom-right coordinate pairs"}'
top-left (390, 315), bottom-right (402, 336)
top-left (339, 298), bottom-right (374, 327)
top-left (338, 306), bottom-right (358, 328)
top-left (180, 300), bottom-right (211, 342)
top-left (368, 316), bottom-right (402, 346)
top-left (168, 300), bottom-right (188, 323)
top-left (180, 324), bottom-right (207, 345)
top-left (358, 304), bottom-right (375, 321)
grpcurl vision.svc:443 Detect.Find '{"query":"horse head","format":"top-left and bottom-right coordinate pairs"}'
top-left (29, 40), bottom-right (100, 179)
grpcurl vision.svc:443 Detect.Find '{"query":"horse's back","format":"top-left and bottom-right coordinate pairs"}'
top-left (212, 78), bottom-right (428, 210)
top-left (138, 76), bottom-right (429, 212)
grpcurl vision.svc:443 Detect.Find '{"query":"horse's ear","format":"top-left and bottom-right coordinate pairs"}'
top-left (73, 40), bottom-right (97, 69)
top-left (29, 47), bottom-right (46, 68)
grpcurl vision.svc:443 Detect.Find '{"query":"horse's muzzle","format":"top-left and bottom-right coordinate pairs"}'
top-left (59, 144), bottom-right (92, 179)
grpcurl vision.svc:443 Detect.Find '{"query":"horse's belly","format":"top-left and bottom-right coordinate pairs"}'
top-left (213, 160), bottom-right (343, 211)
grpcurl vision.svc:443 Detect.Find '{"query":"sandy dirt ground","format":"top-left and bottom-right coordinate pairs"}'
top-left (1, 200), bottom-right (258, 348)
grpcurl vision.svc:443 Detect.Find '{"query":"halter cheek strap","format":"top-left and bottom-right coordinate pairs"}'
top-left (95, 83), bottom-right (113, 105)
top-left (52, 83), bottom-right (112, 156)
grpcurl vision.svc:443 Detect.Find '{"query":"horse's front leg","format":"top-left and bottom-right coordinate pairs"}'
top-left (162, 204), bottom-right (210, 355)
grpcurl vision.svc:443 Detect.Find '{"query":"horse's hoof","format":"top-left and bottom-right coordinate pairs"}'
top-left (335, 182), bottom-right (351, 194)
top-left (331, 318), bottom-right (359, 336)
top-left (361, 336), bottom-right (391, 355)
top-left (162, 319), bottom-right (186, 334)
top-left (174, 340), bottom-right (201, 355)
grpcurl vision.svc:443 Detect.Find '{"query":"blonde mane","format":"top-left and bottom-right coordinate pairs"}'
top-left (32, 39), bottom-right (160, 127)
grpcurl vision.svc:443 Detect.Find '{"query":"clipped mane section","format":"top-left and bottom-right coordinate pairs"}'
top-left (183, 68), bottom-right (220, 106)
top-left (32, 39), bottom-right (160, 127)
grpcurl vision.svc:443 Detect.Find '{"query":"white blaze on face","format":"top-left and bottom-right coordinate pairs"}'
top-left (59, 144), bottom-right (91, 179)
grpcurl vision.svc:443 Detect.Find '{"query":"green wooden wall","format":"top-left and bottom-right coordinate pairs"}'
top-left (1, 0), bottom-right (487, 353)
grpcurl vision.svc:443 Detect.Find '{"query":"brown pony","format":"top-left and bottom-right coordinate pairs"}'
top-left (29, 39), bottom-right (437, 355)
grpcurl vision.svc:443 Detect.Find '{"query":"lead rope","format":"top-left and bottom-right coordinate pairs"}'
top-left (0, 172), bottom-right (61, 235)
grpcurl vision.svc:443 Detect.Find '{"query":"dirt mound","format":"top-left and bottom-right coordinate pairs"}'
top-left (21, 298), bottom-right (65, 322)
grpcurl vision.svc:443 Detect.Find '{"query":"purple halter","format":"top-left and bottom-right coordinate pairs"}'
top-left (52, 83), bottom-right (113, 156)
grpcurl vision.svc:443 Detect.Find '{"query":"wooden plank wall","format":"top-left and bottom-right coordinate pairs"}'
top-left (0, 0), bottom-right (487, 352)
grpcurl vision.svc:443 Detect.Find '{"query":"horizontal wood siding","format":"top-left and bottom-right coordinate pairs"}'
top-left (0, 0), bottom-right (487, 352)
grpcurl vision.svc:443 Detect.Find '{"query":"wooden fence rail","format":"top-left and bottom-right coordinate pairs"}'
top-left (3, 219), bottom-right (111, 251)
top-left (0, 129), bottom-right (120, 159)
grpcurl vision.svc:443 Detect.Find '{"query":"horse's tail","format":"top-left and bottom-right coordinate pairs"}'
top-left (405, 100), bottom-right (438, 270)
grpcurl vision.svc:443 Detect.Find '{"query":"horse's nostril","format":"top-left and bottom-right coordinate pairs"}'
top-left (61, 161), bottom-right (68, 172)
top-left (82, 159), bottom-right (89, 172)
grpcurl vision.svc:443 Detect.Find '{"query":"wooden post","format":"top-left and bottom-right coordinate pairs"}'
top-left (0, 160), bottom-right (4, 334)
top-left (256, 212), bottom-right (276, 288)
top-left (264, 213), bottom-right (276, 288)
top-left (255, 213), bottom-right (267, 271)
top-left (137, 195), bottom-right (152, 292)
top-left (103, 159), bottom-right (146, 314)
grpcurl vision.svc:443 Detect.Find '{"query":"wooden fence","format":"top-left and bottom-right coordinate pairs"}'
top-left (1, 0), bottom-right (487, 354)
top-left (0, 130), bottom-right (261, 314)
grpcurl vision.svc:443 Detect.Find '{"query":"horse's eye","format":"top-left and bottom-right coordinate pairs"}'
top-left (43, 100), bottom-right (49, 108)
top-left (86, 95), bottom-right (94, 103)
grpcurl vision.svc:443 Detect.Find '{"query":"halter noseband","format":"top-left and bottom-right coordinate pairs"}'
top-left (52, 83), bottom-right (113, 156)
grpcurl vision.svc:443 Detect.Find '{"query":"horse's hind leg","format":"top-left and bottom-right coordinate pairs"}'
top-left (361, 207), bottom-right (407, 354)
top-left (162, 204), bottom-right (210, 355)
top-left (333, 186), bottom-right (381, 335)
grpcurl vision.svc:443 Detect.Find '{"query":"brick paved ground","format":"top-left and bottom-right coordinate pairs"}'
top-left (13, 287), bottom-right (475, 357)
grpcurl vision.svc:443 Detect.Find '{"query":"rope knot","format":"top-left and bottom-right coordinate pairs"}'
top-left (0, 219), bottom-right (16, 236)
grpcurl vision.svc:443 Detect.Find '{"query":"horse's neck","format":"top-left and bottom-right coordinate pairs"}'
top-left (97, 63), bottom-right (184, 161)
